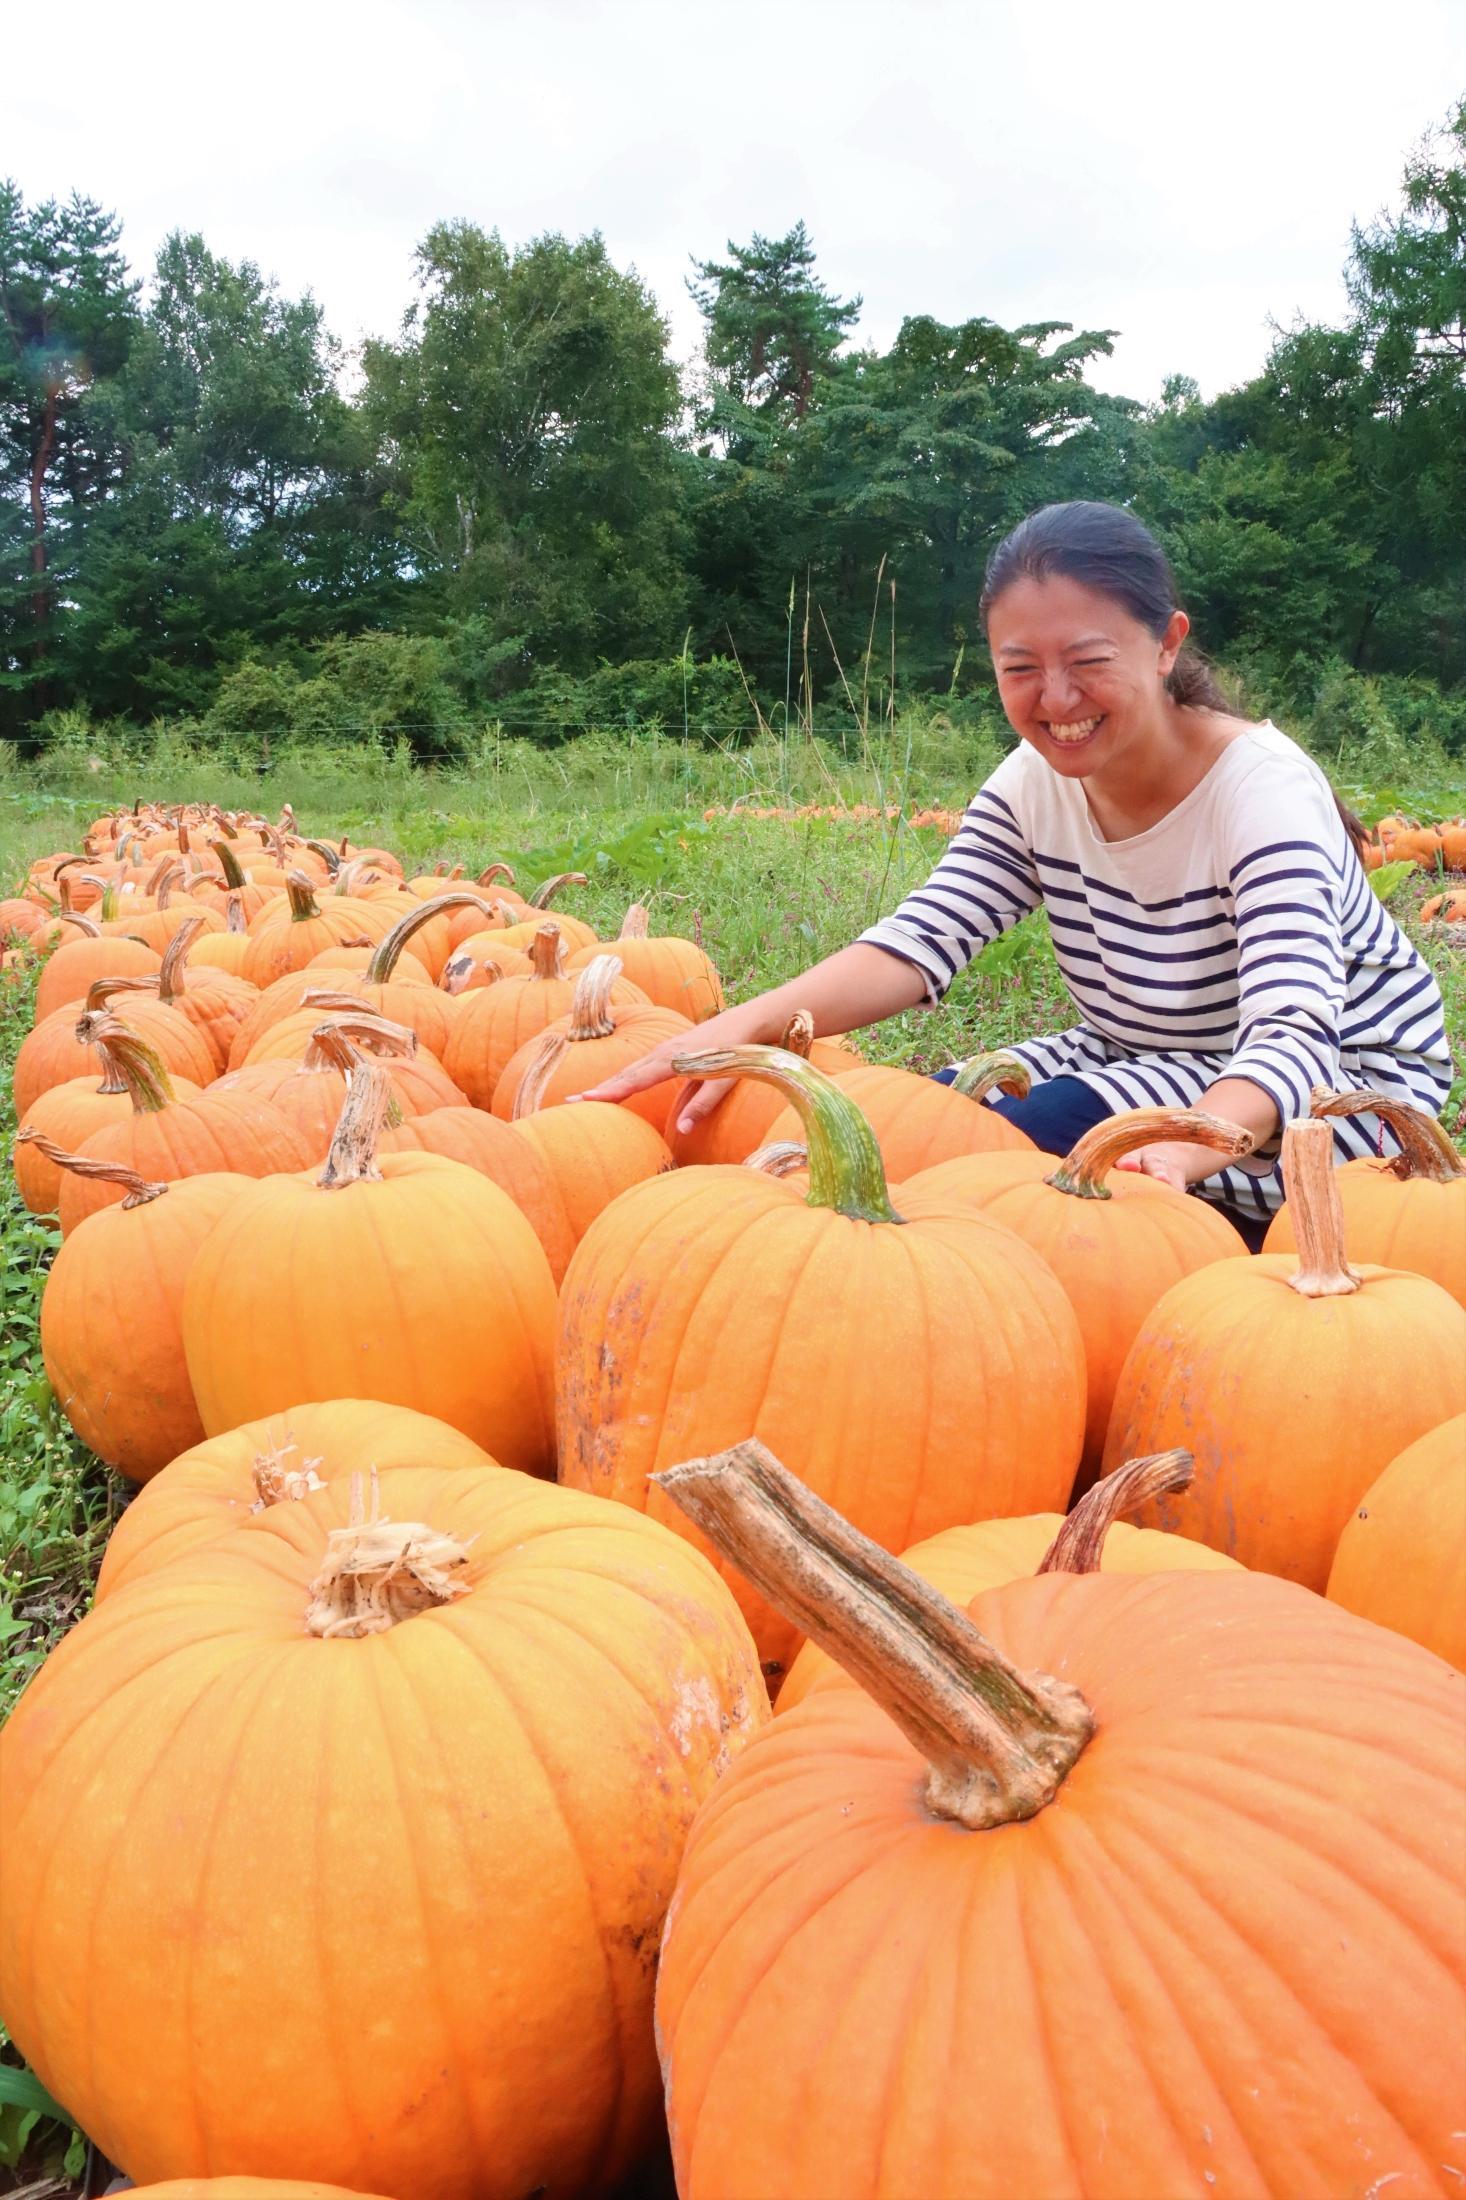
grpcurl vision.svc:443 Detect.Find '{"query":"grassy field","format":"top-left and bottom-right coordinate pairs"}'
top-left (0, 737), bottom-right (1462, 2184)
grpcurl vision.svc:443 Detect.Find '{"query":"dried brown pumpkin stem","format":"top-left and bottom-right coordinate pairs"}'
top-left (1281, 1118), bottom-right (1362, 1298)
top-left (80, 974), bottom-right (161, 1023)
top-left (950, 1051), bottom-right (1032, 1103)
top-left (15, 1128), bottom-right (169, 1208)
top-left (305, 838), bottom-right (342, 877)
top-left (284, 871), bottom-right (322, 922)
top-left (1047, 1106), bottom-right (1255, 1200)
top-left (619, 903), bottom-right (651, 940)
top-left (252, 1441), bottom-right (326, 1509)
top-left (567, 954), bottom-right (625, 1040)
top-left (223, 892), bottom-right (246, 935)
top-left (157, 914), bottom-right (207, 1001)
top-left (57, 911), bottom-right (102, 939)
top-left (655, 1441), bottom-right (1093, 1829)
top-left (511, 1031), bottom-right (568, 1118)
top-left (673, 1043), bottom-right (898, 1224)
top-left (73, 1016), bottom-right (177, 1115)
top-left (1309, 1085), bottom-right (1466, 1185)
top-left (781, 1009), bottom-right (816, 1057)
top-left (318, 1063), bottom-right (391, 1190)
top-left (477, 862), bottom-right (515, 888)
top-left (305, 1015), bottom-right (416, 1074)
top-left (528, 870), bottom-right (588, 910)
top-left (528, 923), bottom-right (567, 980)
top-left (211, 838), bottom-right (248, 890)
top-left (1037, 1451), bottom-right (1194, 1575)
top-left (304, 1472), bottom-right (472, 1637)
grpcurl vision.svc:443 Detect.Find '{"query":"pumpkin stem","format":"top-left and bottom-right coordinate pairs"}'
top-left (305, 838), bottom-right (342, 877)
top-left (211, 838), bottom-right (248, 890)
top-left (655, 1440), bottom-right (1094, 1830)
top-left (528, 870), bottom-right (588, 911)
top-left (780, 1009), bottom-right (816, 1058)
top-left (57, 911), bottom-right (102, 939)
top-left (285, 871), bottom-right (322, 923)
top-left (511, 1032), bottom-right (567, 1119)
top-left (744, 1140), bottom-right (809, 1178)
top-left (73, 1015), bottom-right (177, 1114)
top-left (80, 974), bottom-right (161, 1022)
top-left (1037, 1451), bottom-right (1194, 1575)
top-left (318, 1062), bottom-right (391, 1190)
top-left (86, 1018), bottom-right (139, 1097)
top-left (1281, 1118), bottom-right (1362, 1298)
top-left (304, 1014), bottom-right (416, 1074)
top-left (15, 1127), bottom-right (169, 1208)
top-left (251, 1440), bottom-right (326, 1510)
top-left (157, 914), bottom-right (206, 1002)
top-left (566, 954), bottom-right (624, 1040)
top-left (477, 862), bottom-right (515, 888)
top-left (950, 1051), bottom-right (1032, 1103)
top-left (304, 1472), bottom-right (472, 1638)
top-left (528, 923), bottom-right (568, 981)
top-left (672, 1044), bottom-right (900, 1224)
top-left (619, 903), bottom-right (651, 941)
top-left (223, 891), bottom-right (246, 935)
top-left (366, 890), bottom-right (490, 984)
top-left (1309, 1085), bottom-right (1466, 1185)
top-left (1046, 1106), bottom-right (1255, 1200)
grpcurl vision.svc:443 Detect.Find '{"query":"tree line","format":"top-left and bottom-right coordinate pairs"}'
top-left (1, 100), bottom-right (1462, 756)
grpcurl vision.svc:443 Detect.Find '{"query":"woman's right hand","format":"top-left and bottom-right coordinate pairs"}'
top-left (570, 994), bottom-right (792, 1135)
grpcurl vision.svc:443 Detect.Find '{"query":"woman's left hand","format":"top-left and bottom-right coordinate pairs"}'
top-left (1113, 1139), bottom-right (1230, 1194)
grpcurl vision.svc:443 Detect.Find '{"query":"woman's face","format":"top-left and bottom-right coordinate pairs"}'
top-left (987, 572), bottom-right (1189, 780)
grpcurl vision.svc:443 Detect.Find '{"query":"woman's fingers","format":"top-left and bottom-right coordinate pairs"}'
top-left (672, 1077), bottom-right (734, 1135)
top-left (570, 1049), bottom-right (682, 1107)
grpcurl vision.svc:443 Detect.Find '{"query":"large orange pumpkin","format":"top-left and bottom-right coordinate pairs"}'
top-left (904, 1105), bottom-right (1252, 1487)
top-left (510, 1092), bottom-right (673, 1255)
top-left (567, 902), bottom-right (724, 1021)
top-left (379, 1105), bottom-right (578, 1284)
top-left (558, 1043), bottom-right (1085, 1676)
top-left (1104, 1120), bottom-right (1466, 1587)
top-left (1326, 1414), bottom-right (1466, 1669)
top-left (1262, 1086), bottom-right (1466, 1308)
top-left (14, 1020), bottom-right (202, 1214)
top-left (441, 924), bottom-right (645, 1111)
top-left (653, 1442), bottom-right (1466, 2200)
top-left (125, 2181), bottom-right (388, 2198)
top-left (20, 1136), bottom-right (251, 1478)
top-left (241, 871), bottom-right (395, 988)
top-left (33, 915), bottom-right (162, 1023)
top-left (153, 913), bottom-right (260, 1070)
top-left (0, 1465), bottom-right (766, 2198)
top-left (491, 953), bottom-right (692, 1129)
top-left (14, 982), bottom-right (216, 1114)
top-left (183, 1067), bottom-right (558, 1475)
top-left (96, 1397), bottom-right (497, 1600)
top-left (765, 1052), bottom-right (1034, 1175)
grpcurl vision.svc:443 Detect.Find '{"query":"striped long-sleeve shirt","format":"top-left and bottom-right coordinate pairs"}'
top-left (858, 723), bottom-right (1453, 1222)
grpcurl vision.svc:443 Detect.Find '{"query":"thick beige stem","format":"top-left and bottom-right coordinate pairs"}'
top-left (744, 1140), bottom-right (809, 1178)
top-left (15, 1129), bottom-right (168, 1208)
top-left (951, 1051), bottom-right (1032, 1103)
top-left (318, 1064), bottom-right (391, 1190)
top-left (566, 954), bottom-right (625, 1039)
top-left (1281, 1118), bottom-right (1362, 1298)
top-left (305, 1474), bottom-right (472, 1638)
top-left (511, 1031), bottom-right (568, 1119)
top-left (1309, 1085), bottom-right (1466, 1185)
top-left (1047, 1106), bottom-right (1255, 1199)
top-left (1038, 1451), bottom-right (1194, 1574)
top-left (654, 1441), bottom-right (1093, 1830)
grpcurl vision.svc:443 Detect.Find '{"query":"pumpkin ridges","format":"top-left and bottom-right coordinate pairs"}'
top-left (1325, 1415), bottom-right (1466, 1667)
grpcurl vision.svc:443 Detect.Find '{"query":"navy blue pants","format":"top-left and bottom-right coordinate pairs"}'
top-left (931, 1068), bottom-right (1269, 1250)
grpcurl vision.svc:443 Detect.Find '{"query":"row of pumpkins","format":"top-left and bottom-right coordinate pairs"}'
top-left (2, 801), bottom-right (1464, 2200)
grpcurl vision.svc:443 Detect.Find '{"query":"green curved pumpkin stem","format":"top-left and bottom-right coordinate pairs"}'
top-left (672, 1042), bottom-right (900, 1224)
top-left (285, 870), bottom-right (322, 922)
top-left (212, 838), bottom-right (249, 890)
top-left (951, 1051), bottom-right (1031, 1103)
top-left (1309, 1085), bottom-right (1466, 1185)
top-left (76, 1015), bottom-right (177, 1115)
top-left (1037, 1450), bottom-right (1194, 1575)
top-left (366, 890), bottom-right (491, 983)
top-left (655, 1440), bottom-right (1094, 1831)
top-left (1046, 1106), bottom-right (1255, 1201)
top-left (528, 870), bottom-right (588, 910)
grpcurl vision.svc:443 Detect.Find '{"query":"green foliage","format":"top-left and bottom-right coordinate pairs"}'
top-left (690, 221), bottom-right (860, 420)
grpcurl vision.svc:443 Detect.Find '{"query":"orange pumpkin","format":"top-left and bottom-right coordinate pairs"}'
top-left (653, 1441), bottom-right (1466, 2200)
top-left (904, 1105), bottom-right (1251, 1486)
top-left (765, 1052), bottom-right (1034, 1176)
top-left (441, 924), bottom-right (646, 1112)
top-left (57, 1020), bottom-right (315, 1236)
top-left (439, 938), bottom-right (534, 992)
top-left (96, 1397), bottom-right (497, 1601)
top-left (492, 953), bottom-right (693, 1129)
top-left (557, 1043), bottom-right (1085, 1675)
top-left (241, 871), bottom-right (395, 988)
top-left (667, 1010), bottom-right (857, 1165)
top-left (33, 915), bottom-right (162, 1023)
top-left (15, 979), bottom-right (217, 1115)
top-left (1104, 1120), bottom-right (1466, 1587)
top-left (14, 1021), bottom-right (202, 1214)
top-left (219, 1016), bottom-right (464, 1160)
top-left (1421, 888), bottom-right (1466, 923)
top-left (183, 1067), bottom-right (558, 1475)
top-left (379, 1104), bottom-right (578, 1285)
top-left (567, 902), bottom-right (723, 1021)
top-left (1263, 1087), bottom-right (1466, 1309)
top-left (1326, 1414), bottom-right (1466, 1668)
top-left (22, 1136), bottom-right (251, 1478)
top-left (154, 914), bottom-right (260, 1071)
top-left (0, 1465), bottom-right (765, 2199)
top-left (511, 1093), bottom-right (673, 1256)
top-left (125, 2180), bottom-right (389, 2198)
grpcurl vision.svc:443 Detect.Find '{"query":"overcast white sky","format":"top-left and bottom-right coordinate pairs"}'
top-left (8, 0), bottom-right (1464, 402)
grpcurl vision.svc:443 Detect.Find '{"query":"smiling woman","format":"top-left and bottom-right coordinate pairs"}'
top-left (580, 502), bottom-right (1453, 1239)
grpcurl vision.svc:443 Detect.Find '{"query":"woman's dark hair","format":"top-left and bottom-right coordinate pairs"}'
top-left (980, 501), bottom-right (1229, 711)
top-left (980, 501), bottom-right (1369, 856)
